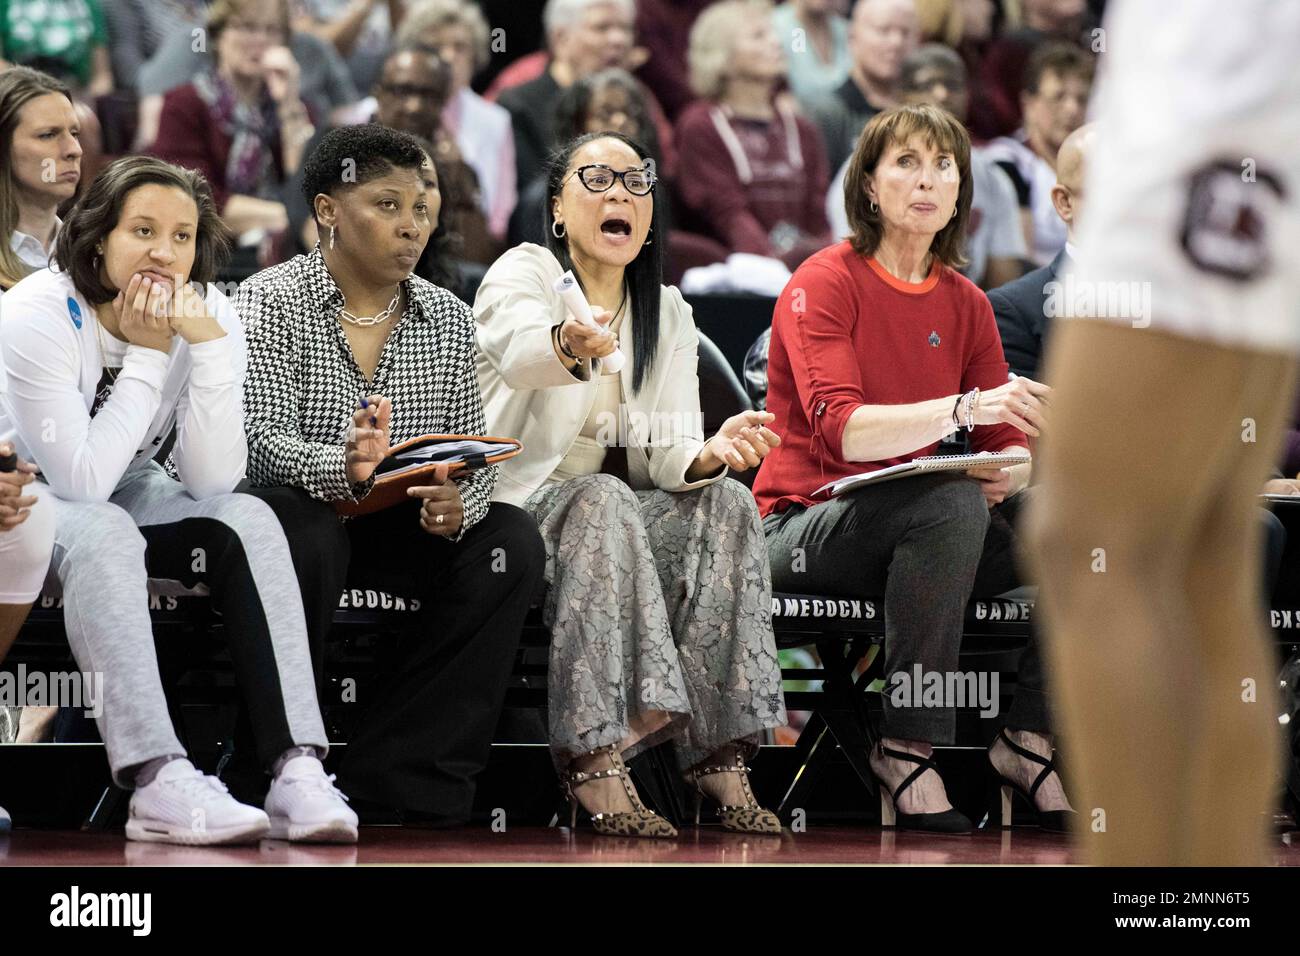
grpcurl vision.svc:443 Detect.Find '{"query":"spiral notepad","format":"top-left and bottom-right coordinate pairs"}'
top-left (814, 451), bottom-right (1031, 497)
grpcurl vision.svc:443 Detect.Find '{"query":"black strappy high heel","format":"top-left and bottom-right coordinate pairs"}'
top-left (873, 743), bottom-right (972, 834)
top-left (989, 728), bottom-right (1076, 833)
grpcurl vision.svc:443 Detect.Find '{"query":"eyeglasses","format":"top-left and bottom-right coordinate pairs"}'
top-left (566, 162), bottom-right (657, 196)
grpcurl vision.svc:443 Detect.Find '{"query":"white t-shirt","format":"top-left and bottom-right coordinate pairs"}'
top-left (982, 132), bottom-right (1066, 268)
top-left (0, 267), bottom-right (248, 501)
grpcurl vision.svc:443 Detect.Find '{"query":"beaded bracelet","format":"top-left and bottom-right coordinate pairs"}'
top-left (963, 387), bottom-right (980, 431)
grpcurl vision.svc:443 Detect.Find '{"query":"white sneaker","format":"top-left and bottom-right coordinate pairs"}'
top-left (127, 758), bottom-right (270, 845)
top-left (265, 755), bottom-right (358, 844)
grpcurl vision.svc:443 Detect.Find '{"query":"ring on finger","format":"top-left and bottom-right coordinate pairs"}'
top-left (436, 513), bottom-right (445, 525)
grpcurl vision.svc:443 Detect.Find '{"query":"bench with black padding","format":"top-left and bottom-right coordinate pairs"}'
top-left (7, 583), bottom-right (1038, 822)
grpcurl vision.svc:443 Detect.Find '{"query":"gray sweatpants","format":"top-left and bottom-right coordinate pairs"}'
top-left (35, 463), bottom-right (327, 787)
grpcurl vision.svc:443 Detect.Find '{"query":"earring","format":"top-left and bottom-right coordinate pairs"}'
top-left (552, 220), bottom-right (566, 239)
top-left (951, 207), bottom-right (957, 220)
top-left (329, 225), bottom-right (336, 249)
top-left (869, 200), bottom-right (878, 213)
top-left (643, 226), bottom-right (653, 247)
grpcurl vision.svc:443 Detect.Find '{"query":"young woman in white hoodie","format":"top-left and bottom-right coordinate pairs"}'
top-left (0, 156), bottom-right (355, 845)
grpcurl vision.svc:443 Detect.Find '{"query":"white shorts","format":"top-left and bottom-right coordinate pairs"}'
top-left (0, 480), bottom-right (54, 604)
top-left (1069, 0), bottom-right (1300, 354)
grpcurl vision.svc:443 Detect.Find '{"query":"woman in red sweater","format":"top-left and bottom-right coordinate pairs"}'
top-left (754, 103), bottom-right (1070, 833)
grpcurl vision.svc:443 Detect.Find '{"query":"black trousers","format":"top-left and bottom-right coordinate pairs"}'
top-left (763, 474), bottom-right (1048, 744)
top-left (246, 486), bottom-right (545, 823)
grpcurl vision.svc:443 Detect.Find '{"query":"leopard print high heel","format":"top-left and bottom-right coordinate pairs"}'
top-left (686, 749), bottom-right (782, 834)
top-left (559, 745), bottom-right (678, 839)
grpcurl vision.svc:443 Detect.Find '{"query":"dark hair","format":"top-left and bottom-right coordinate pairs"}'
top-left (1022, 41), bottom-right (1094, 96)
top-left (552, 69), bottom-right (661, 161)
top-left (54, 156), bottom-right (233, 305)
top-left (544, 130), bottom-right (663, 395)
top-left (900, 43), bottom-right (967, 93)
top-left (842, 104), bottom-right (972, 269)
top-left (0, 66), bottom-right (74, 289)
top-left (405, 135), bottom-right (461, 298)
top-left (301, 123), bottom-right (429, 222)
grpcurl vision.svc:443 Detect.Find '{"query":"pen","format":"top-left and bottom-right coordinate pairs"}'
top-left (359, 397), bottom-right (376, 427)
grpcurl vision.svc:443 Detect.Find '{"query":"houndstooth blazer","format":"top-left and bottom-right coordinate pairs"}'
top-left (236, 246), bottom-right (495, 538)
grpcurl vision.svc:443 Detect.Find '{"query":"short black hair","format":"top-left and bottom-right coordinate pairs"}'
top-left (55, 156), bottom-right (232, 306)
top-left (300, 124), bottom-right (428, 222)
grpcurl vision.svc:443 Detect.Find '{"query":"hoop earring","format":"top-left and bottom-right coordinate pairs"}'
top-left (950, 207), bottom-right (957, 220)
top-left (329, 226), bottom-right (336, 249)
top-left (643, 226), bottom-right (653, 247)
top-left (551, 220), bottom-right (566, 239)
top-left (869, 200), bottom-right (878, 213)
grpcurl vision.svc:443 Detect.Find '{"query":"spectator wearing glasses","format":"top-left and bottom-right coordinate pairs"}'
top-left (286, 44), bottom-right (495, 266)
top-left (150, 0), bottom-right (316, 239)
top-left (755, 105), bottom-right (1073, 834)
top-left (508, 68), bottom-right (662, 248)
top-left (969, 0), bottom-right (1093, 141)
top-left (674, 0), bottom-right (832, 271)
top-left (474, 131), bottom-right (787, 838)
top-left (828, 44), bottom-right (1026, 289)
top-left (396, 0), bottom-right (517, 244)
top-left (981, 41), bottom-right (1093, 267)
top-left (132, 0), bottom-right (359, 154)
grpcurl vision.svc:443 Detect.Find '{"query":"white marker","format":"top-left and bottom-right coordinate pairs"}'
top-left (552, 270), bottom-right (625, 374)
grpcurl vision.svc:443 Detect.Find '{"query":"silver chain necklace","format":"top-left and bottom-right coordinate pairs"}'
top-left (339, 289), bottom-right (401, 326)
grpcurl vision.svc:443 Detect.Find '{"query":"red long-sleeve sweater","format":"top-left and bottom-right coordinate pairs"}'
top-left (752, 241), bottom-right (1026, 516)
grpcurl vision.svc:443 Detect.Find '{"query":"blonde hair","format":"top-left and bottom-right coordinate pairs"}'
top-left (911, 0), bottom-right (964, 47)
top-left (396, 0), bottom-right (493, 73)
top-left (688, 0), bottom-right (775, 100)
top-left (207, 0), bottom-right (290, 42)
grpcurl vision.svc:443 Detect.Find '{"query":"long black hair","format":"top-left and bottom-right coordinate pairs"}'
top-left (543, 130), bottom-right (663, 395)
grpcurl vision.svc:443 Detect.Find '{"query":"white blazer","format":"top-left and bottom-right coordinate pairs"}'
top-left (473, 243), bottom-right (727, 506)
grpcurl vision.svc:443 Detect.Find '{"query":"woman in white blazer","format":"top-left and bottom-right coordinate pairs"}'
top-left (474, 131), bottom-right (788, 838)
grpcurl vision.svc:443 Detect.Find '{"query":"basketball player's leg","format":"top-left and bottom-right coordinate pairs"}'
top-left (1180, 353), bottom-right (1297, 864)
top-left (1025, 319), bottom-right (1295, 865)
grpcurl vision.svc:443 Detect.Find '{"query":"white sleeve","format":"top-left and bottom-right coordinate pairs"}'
top-left (473, 244), bottom-right (593, 389)
top-left (0, 294), bottom-right (167, 502)
top-left (827, 158), bottom-right (850, 241)
top-left (986, 164), bottom-right (1029, 259)
top-left (171, 287), bottom-right (248, 499)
